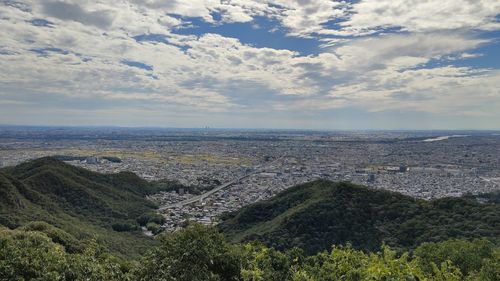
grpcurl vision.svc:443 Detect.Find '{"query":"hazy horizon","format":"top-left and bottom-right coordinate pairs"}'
top-left (2, 123), bottom-right (500, 133)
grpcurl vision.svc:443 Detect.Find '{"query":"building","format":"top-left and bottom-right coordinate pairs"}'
top-left (85, 156), bottom-right (99, 164)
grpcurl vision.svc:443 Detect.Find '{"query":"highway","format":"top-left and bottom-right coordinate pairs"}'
top-left (158, 157), bottom-right (283, 210)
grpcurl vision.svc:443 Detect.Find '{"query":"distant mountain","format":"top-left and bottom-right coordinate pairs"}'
top-left (219, 180), bottom-right (500, 254)
top-left (0, 157), bottom-right (170, 257)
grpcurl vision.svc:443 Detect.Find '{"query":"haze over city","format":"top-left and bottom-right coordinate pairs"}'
top-left (1, 0), bottom-right (499, 129)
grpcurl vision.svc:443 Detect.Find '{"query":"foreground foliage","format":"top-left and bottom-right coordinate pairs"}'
top-left (1, 224), bottom-right (498, 281)
top-left (0, 228), bottom-right (134, 280)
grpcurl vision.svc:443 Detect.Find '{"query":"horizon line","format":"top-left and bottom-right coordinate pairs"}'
top-left (1, 124), bottom-right (500, 132)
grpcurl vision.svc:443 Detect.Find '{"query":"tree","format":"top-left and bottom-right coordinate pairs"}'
top-left (415, 239), bottom-right (496, 276)
top-left (0, 228), bottom-right (132, 281)
top-left (0, 229), bottom-right (67, 280)
top-left (134, 223), bottom-right (242, 281)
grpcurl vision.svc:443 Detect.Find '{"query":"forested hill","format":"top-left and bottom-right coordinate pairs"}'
top-left (219, 180), bottom-right (500, 255)
top-left (0, 157), bottom-right (169, 257)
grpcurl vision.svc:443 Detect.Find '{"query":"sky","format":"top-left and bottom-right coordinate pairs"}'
top-left (0, 0), bottom-right (499, 130)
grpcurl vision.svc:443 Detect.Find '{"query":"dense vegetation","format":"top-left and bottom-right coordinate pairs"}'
top-left (1, 223), bottom-right (498, 280)
top-left (219, 180), bottom-right (500, 254)
top-left (151, 178), bottom-right (214, 195)
top-left (0, 157), bottom-right (178, 257)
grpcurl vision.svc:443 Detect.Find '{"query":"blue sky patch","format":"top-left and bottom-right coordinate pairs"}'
top-left (133, 33), bottom-right (190, 52)
top-left (450, 30), bottom-right (500, 69)
top-left (133, 33), bottom-right (168, 43)
top-left (30, 47), bottom-right (69, 57)
top-left (30, 18), bottom-right (53, 27)
top-left (172, 16), bottom-right (321, 55)
top-left (122, 60), bottom-right (153, 71)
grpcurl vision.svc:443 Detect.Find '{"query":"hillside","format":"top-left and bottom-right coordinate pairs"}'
top-left (219, 180), bottom-right (500, 254)
top-left (0, 157), bottom-right (169, 257)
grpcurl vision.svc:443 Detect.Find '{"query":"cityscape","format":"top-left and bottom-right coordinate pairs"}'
top-left (1, 126), bottom-right (499, 231)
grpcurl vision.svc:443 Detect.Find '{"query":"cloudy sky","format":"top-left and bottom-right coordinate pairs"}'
top-left (0, 0), bottom-right (499, 129)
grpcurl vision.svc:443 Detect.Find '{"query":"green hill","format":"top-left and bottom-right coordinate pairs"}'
top-left (0, 157), bottom-right (169, 257)
top-left (219, 180), bottom-right (500, 255)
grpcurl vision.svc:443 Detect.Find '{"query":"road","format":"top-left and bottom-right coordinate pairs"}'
top-left (158, 157), bottom-right (283, 210)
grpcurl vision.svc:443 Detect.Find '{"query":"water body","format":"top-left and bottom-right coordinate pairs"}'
top-left (422, 135), bottom-right (469, 142)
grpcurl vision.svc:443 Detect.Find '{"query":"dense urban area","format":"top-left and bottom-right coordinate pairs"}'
top-left (1, 126), bottom-right (499, 231)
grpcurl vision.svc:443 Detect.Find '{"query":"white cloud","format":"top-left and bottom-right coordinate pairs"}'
top-left (40, 1), bottom-right (115, 29)
top-left (23, 1), bottom-right (500, 38)
top-left (342, 0), bottom-right (500, 34)
top-left (332, 33), bottom-right (487, 71)
top-left (269, 0), bottom-right (348, 37)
